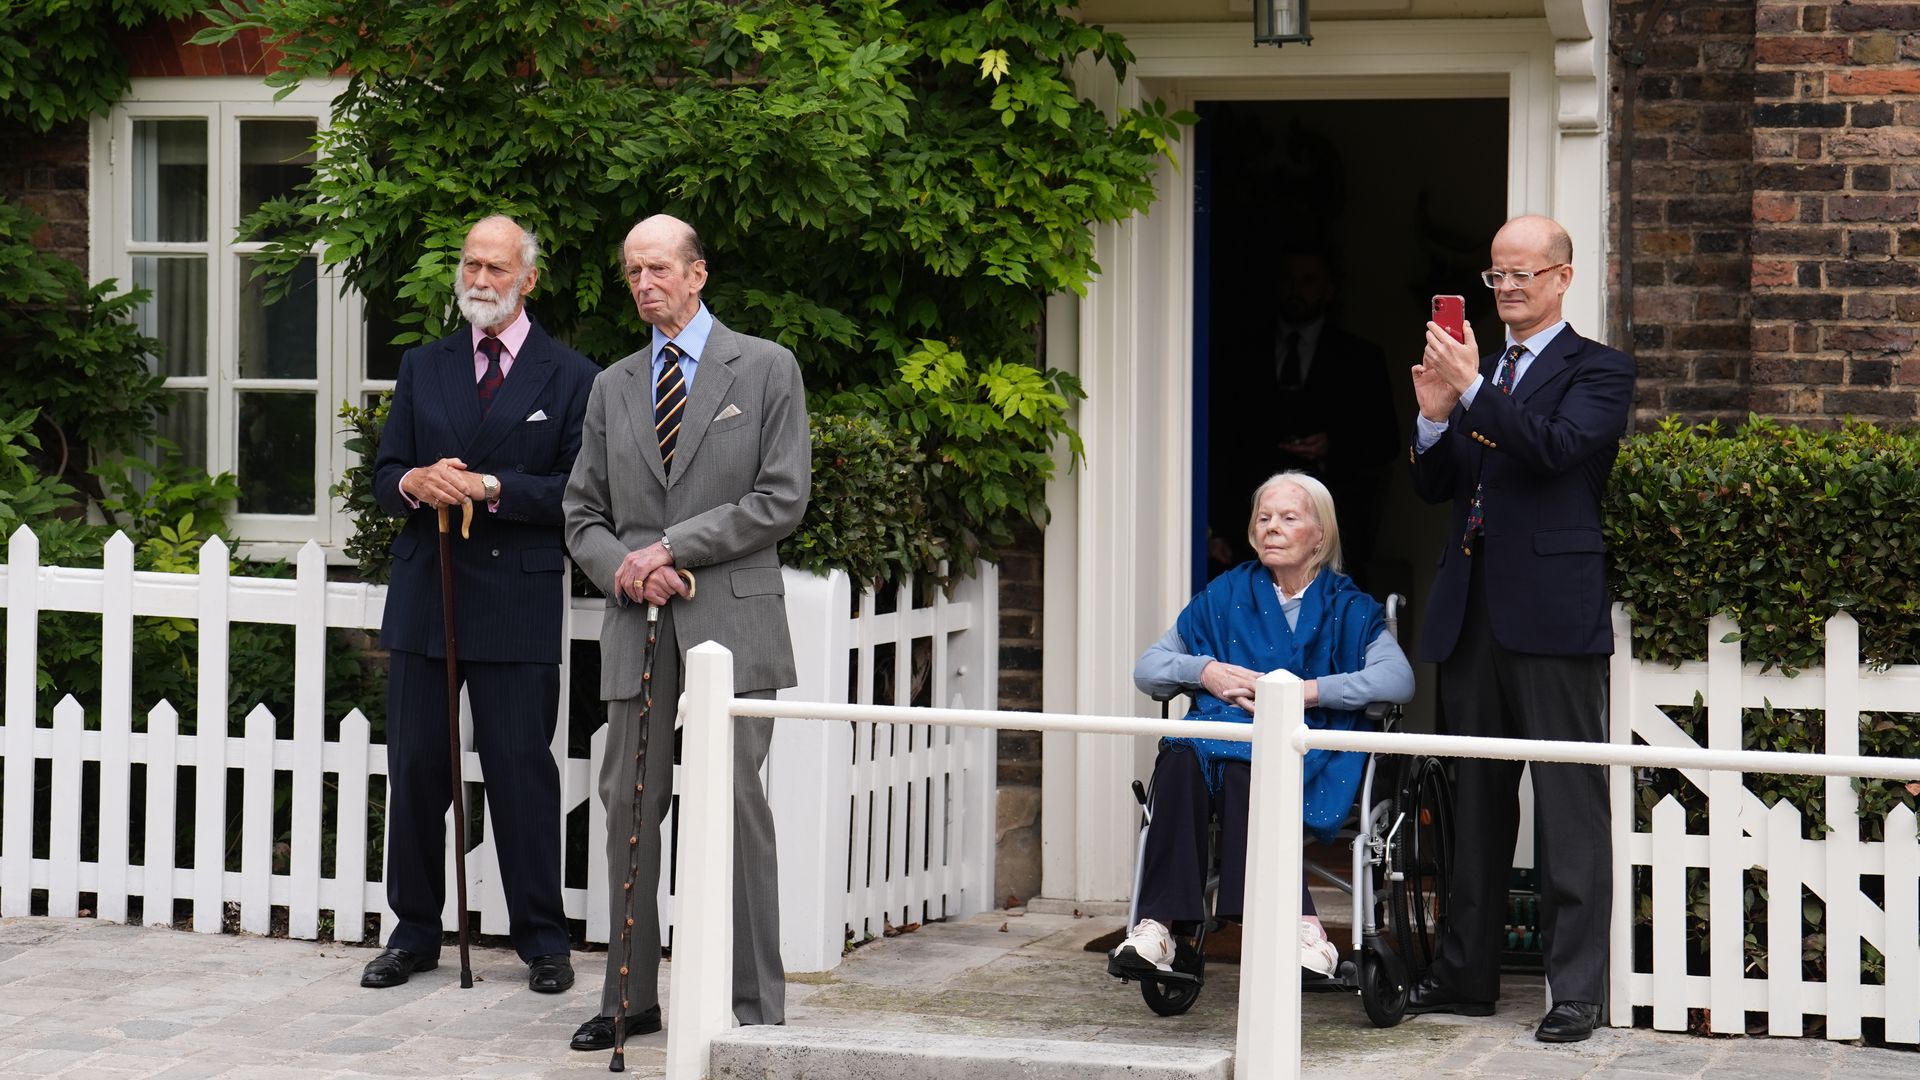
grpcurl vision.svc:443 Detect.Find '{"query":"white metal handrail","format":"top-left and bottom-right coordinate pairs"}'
top-left (670, 644), bottom-right (1920, 1080)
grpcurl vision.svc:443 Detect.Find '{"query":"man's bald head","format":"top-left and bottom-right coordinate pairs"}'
top-left (1496, 214), bottom-right (1573, 266)
top-left (625, 214), bottom-right (705, 268)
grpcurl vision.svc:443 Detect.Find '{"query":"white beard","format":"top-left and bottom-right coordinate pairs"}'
top-left (455, 275), bottom-right (525, 331)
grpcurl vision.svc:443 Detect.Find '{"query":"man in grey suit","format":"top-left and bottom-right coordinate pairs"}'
top-left (563, 214), bottom-right (810, 1049)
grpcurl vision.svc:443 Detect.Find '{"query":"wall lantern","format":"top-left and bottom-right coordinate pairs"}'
top-left (1253, 0), bottom-right (1312, 47)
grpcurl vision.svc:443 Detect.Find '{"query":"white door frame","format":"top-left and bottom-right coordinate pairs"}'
top-left (1040, 10), bottom-right (1609, 904)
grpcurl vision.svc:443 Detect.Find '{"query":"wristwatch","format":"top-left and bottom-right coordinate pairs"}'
top-left (480, 473), bottom-right (501, 502)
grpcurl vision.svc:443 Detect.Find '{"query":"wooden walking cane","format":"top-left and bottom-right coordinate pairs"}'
top-left (612, 569), bottom-right (694, 1073)
top-left (437, 500), bottom-right (476, 989)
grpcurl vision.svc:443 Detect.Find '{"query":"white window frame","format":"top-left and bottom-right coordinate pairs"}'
top-left (91, 77), bottom-right (390, 563)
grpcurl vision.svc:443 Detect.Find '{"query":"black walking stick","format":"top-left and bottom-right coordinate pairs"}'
top-left (437, 501), bottom-right (476, 989)
top-left (612, 570), bottom-right (694, 1073)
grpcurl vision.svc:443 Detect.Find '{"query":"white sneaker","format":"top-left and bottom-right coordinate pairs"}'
top-left (1298, 919), bottom-right (1339, 976)
top-left (1112, 918), bottom-right (1176, 972)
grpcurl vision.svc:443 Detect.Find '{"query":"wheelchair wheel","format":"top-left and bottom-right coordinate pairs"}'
top-left (1387, 755), bottom-right (1454, 977)
top-left (1139, 936), bottom-right (1206, 1016)
top-left (1140, 974), bottom-right (1203, 1016)
top-left (1359, 943), bottom-right (1410, 1028)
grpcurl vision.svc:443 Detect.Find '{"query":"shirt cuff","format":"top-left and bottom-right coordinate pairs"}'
top-left (1459, 373), bottom-right (1485, 411)
top-left (1414, 415), bottom-right (1448, 453)
top-left (400, 468), bottom-right (422, 509)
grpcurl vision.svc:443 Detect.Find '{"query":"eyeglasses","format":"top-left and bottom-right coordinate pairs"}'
top-left (1481, 264), bottom-right (1567, 289)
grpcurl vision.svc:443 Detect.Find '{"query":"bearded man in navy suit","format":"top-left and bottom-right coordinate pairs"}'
top-left (361, 214), bottom-right (599, 994)
top-left (1402, 215), bottom-right (1635, 1043)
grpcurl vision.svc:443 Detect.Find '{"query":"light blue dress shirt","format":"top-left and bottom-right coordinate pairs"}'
top-left (650, 302), bottom-right (714, 405)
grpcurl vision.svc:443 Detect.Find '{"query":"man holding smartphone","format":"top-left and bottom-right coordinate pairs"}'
top-left (1404, 214), bottom-right (1636, 1043)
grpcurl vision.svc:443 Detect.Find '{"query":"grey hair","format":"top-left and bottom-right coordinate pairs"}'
top-left (1244, 470), bottom-right (1344, 578)
top-left (473, 213), bottom-right (540, 275)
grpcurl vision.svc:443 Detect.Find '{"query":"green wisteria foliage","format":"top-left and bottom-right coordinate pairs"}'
top-left (194, 0), bottom-right (1192, 581)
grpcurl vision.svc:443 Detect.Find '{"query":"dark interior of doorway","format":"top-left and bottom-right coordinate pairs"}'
top-left (1191, 97), bottom-right (1509, 663)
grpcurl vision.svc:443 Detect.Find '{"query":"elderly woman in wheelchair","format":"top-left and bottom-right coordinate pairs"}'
top-left (1112, 471), bottom-right (1414, 989)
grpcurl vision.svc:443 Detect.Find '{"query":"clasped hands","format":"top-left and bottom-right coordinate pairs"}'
top-left (400, 457), bottom-right (486, 509)
top-left (1411, 317), bottom-right (1483, 422)
top-left (1200, 660), bottom-right (1319, 713)
top-left (613, 541), bottom-right (692, 607)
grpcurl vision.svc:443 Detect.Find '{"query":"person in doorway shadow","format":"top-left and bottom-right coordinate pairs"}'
top-left (1209, 244), bottom-right (1399, 587)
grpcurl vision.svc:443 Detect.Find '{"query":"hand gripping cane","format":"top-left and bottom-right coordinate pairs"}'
top-left (611, 570), bottom-right (695, 1073)
top-left (436, 501), bottom-right (476, 989)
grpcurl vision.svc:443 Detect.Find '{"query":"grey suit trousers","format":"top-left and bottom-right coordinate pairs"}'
top-left (597, 606), bottom-right (784, 1025)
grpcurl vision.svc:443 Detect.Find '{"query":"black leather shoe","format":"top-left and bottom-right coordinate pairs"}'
top-left (1536, 1000), bottom-right (1602, 1042)
top-left (360, 948), bottom-right (437, 988)
top-left (1405, 974), bottom-right (1495, 1017)
top-left (528, 953), bottom-right (574, 993)
top-left (569, 1008), bottom-right (663, 1051)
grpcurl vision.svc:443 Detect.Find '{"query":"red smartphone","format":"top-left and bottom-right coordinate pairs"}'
top-left (1432, 295), bottom-right (1466, 343)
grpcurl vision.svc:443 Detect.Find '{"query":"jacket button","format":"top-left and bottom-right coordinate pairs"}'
top-left (490, 548), bottom-right (501, 557)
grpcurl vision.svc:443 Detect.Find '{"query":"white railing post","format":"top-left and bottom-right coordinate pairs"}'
top-left (2, 525), bottom-right (41, 917)
top-left (98, 532), bottom-right (136, 924)
top-left (1237, 669), bottom-right (1305, 1080)
top-left (950, 564), bottom-right (999, 919)
top-left (667, 641), bottom-right (738, 1080)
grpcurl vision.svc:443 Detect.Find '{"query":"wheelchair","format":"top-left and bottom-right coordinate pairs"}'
top-left (1106, 595), bottom-right (1456, 1027)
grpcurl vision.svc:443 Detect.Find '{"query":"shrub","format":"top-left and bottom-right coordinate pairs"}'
top-left (1604, 416), bottom-right (1920, 985)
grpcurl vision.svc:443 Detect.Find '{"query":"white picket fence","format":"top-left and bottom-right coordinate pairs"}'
top-left (0, 525), bottom-right (997, 972)
top-left (1610, 605), bottom-right (1920, 1042)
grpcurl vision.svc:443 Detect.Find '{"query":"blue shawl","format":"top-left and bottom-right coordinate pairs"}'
top-left (1168, 561), bottom-right (1386, 843)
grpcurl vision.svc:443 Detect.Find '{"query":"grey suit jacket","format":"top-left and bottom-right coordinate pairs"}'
top-left (563, 317), bottom-right (811, 698)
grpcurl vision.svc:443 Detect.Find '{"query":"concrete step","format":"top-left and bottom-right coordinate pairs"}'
top-left (710, 1026), bottom-right (1233, 1080)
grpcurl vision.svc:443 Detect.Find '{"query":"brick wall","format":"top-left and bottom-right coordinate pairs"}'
top-left (2, 119), bottom-right (90, 270)
top-left (1612, 0), bottom-right (1756, 429)
top-left (1613, 0), bottom-right (1920, 429)
top-left (1749, 0), bottom-right (1920, 425)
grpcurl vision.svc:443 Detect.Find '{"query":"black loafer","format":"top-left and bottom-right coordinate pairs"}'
top-left (360, 948), bottom-right (437, 988)
top-left (528, 953), bottom-right (574, 994)
top-left (1536, 1000), bottom-right (1601, 1042)
top-left (1405, 974), bottom-right (1495, 1017)
top-left (570, 1007), bottom-right (663, 1051)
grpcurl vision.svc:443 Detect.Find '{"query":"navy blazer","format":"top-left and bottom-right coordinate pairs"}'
top-left (374, 318), bottom-right (599, 664)
top-left (1409, 326), bottom-right (1635, 661)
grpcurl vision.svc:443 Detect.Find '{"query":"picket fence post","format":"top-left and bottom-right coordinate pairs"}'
top-left (1823, 612), bottom-right (1863, 1040)
top-left (2, 525), bottom-right (40, 918)
top-left (98, 532), bottom-right (135, 923)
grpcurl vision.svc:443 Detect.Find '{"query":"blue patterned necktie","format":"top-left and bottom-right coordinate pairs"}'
top-left (1461, 344), bottom-right (1526, 553)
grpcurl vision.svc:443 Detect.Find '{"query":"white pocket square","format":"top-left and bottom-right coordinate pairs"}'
top-left (526, 409), bottom-right (549, 422)
top-left (714, 403), bottom-right (743, 421)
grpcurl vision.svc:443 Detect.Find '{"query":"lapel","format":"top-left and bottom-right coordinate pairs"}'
top-left (435, 333), bottom-right (485, 446)
top-left (620, 346), bottom-right (670, 488)
top-left (1514, 325), bottom-right (1581, 405)
top-left (464, 321), bottom-right (559, 463)
top-left (663, 320), bottom-right (739, 490)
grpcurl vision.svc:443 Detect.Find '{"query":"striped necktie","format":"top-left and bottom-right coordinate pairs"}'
top-left (1461, 344), bottom-right (1526, 553)
top-left (654, 342), bottom-right (687, 476)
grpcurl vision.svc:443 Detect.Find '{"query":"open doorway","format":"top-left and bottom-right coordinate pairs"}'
top-left (1192, 97), bottom-right (1509, 720)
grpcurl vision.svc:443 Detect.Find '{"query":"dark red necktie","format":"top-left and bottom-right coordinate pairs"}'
top-left (477, 336), bottom-right (505, 415)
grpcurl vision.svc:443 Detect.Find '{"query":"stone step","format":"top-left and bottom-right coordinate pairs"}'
top-left (709, 1026), bottom-right (1233, 1080)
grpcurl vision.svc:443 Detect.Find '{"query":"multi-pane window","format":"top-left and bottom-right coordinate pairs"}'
top-left (96, 81), bottom-right (386, 556)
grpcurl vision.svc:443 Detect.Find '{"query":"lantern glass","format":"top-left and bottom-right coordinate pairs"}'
top-left (1253, 0), bottom-right (1313, 47)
